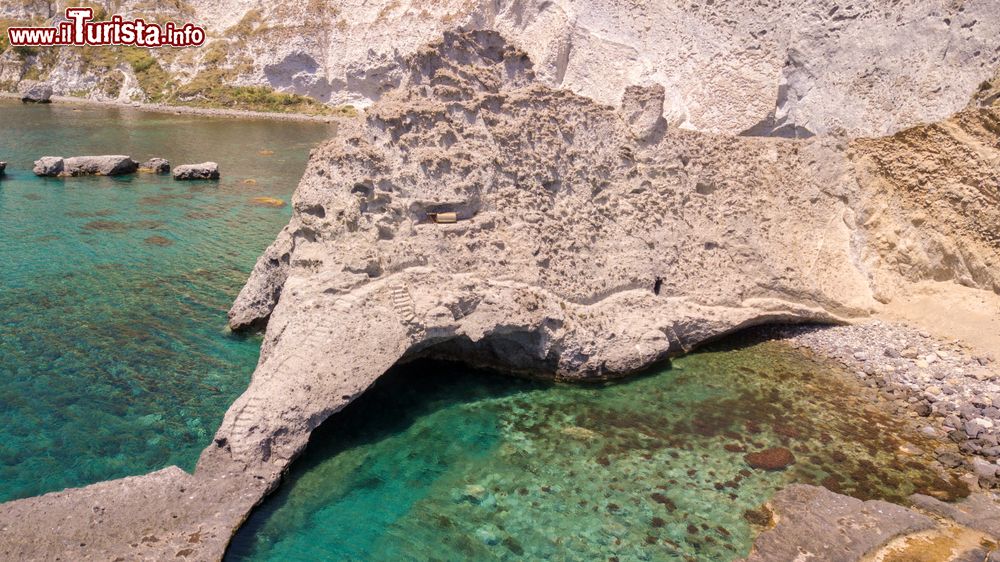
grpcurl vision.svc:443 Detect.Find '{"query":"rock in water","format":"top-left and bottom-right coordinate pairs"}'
top-left (0, 161), bottom-right (6, 176)
top-left (33, 156), bottom-right (138, 177)
top-left (19, 81), bottom-right (52, 103)
top-left (139, 158), bottom-right (171, 174)
top-left (744, 448), bottom-right (796, 470)
top-left (32, 157), bottom-right (64, 177)
top-left (173, 162), bottom-right (220, 180)
top-left (62, 156), bottom-right (139, 176)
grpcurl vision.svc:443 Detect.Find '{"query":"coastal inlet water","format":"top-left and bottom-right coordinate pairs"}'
top-left (0, 101), bottom-right (966, 562)
top-left (0, 99), bottom-right (335, 501)
top-left (228, 338), bottom-right (967, 562)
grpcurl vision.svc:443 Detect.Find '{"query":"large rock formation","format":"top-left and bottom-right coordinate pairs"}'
top-left (2, 29), bottom-right (1000, 561)
top-left (4, 0), bottom-right (1000, 136)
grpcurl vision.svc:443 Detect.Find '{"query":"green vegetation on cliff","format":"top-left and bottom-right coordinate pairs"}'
top-left (0, 6), bottom-right (354, 116)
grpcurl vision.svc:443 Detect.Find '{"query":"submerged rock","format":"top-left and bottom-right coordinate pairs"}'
top-left (744, 448), bottom-right (796, 471)
top-left (139, 158), bottom-right (171, 174)
top-left (19, 81), bottom-right (52, 103)
top-left (173, 162), bottom-right (220, 180)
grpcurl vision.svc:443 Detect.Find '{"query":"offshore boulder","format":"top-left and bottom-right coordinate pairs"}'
top-left (173, 162), bottom-right (220, 180)
top-left (139, 158), bottom-right (171, 174)
top-left (32, 155), bottom-right (139, 177)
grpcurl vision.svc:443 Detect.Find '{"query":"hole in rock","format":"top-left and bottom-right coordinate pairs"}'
top-left (301, 204), bottom-right (326, 219)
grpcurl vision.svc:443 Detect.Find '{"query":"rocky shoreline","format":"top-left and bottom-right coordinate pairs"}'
top-left (760, 321), bottom-right (1000, 489)
top-left (0, 92), bottom-right (346, 123)
top-left (1, 26), bottom-right (999, 562)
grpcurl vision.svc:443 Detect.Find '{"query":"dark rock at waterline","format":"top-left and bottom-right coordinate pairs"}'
top-left (140, 158), bottom-right (171, 174)
top-left (173, 162), bottom-right (219, 180)
top-left (33, 156), bottom-right (139, 177)
top-left (19, 81), bottom-right (52, 103)
top-left (744, 447), bottom-right (796, 470)
top-left (0, 161), bottom-right (6, 175)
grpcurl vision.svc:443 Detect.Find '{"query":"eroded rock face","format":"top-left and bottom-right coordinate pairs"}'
top-left (139, 157), bottom-right (171, 174)
top-left (3, 29), bottom-right (1000, 562)
top-left (217, 29), bottom-right (879, 473)
top-left (8, 0), bottom-right (1000, 136)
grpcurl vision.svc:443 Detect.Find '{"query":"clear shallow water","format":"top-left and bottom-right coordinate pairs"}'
top-left (0, 100), bottom-right (335, 500)
top-left (228, 339), bottom-right (966, 562)
top-left (0, 102), bottom-right (967, 561)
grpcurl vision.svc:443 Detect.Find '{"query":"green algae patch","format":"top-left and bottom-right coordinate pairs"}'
top-left (227, 338), bottom-right (965, 561)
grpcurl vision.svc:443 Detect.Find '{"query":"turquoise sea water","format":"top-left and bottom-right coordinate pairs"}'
top-left (0, 99), bottom-right (335, 500)
top-left (0, 102), bottom-right (965, 561)
top-left (227, 340), bottom-right (966, 561)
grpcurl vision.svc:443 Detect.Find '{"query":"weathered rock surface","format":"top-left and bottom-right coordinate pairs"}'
top-left (6, 0), bottom-right (1000, 137)
top-left (173, 162), bottom-right (220, 180)
top-left (3, 28), bottom-right (1000, 561)
top-left (0, 467), bottom-right (268, 561)
top-left (139, 157), bottom-right (171, 174)
top-left (32, 155), bottom-right (139, 177)
top-left (911, 492), bottom-right (1000, 538)
top-left (18, 81), bottom-right (51, 103)
top-left (742, 485), bottom-right (1000, 562)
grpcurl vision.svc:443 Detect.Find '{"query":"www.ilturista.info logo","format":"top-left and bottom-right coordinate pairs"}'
top-left (7, 8), bottom-right (206, 48)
